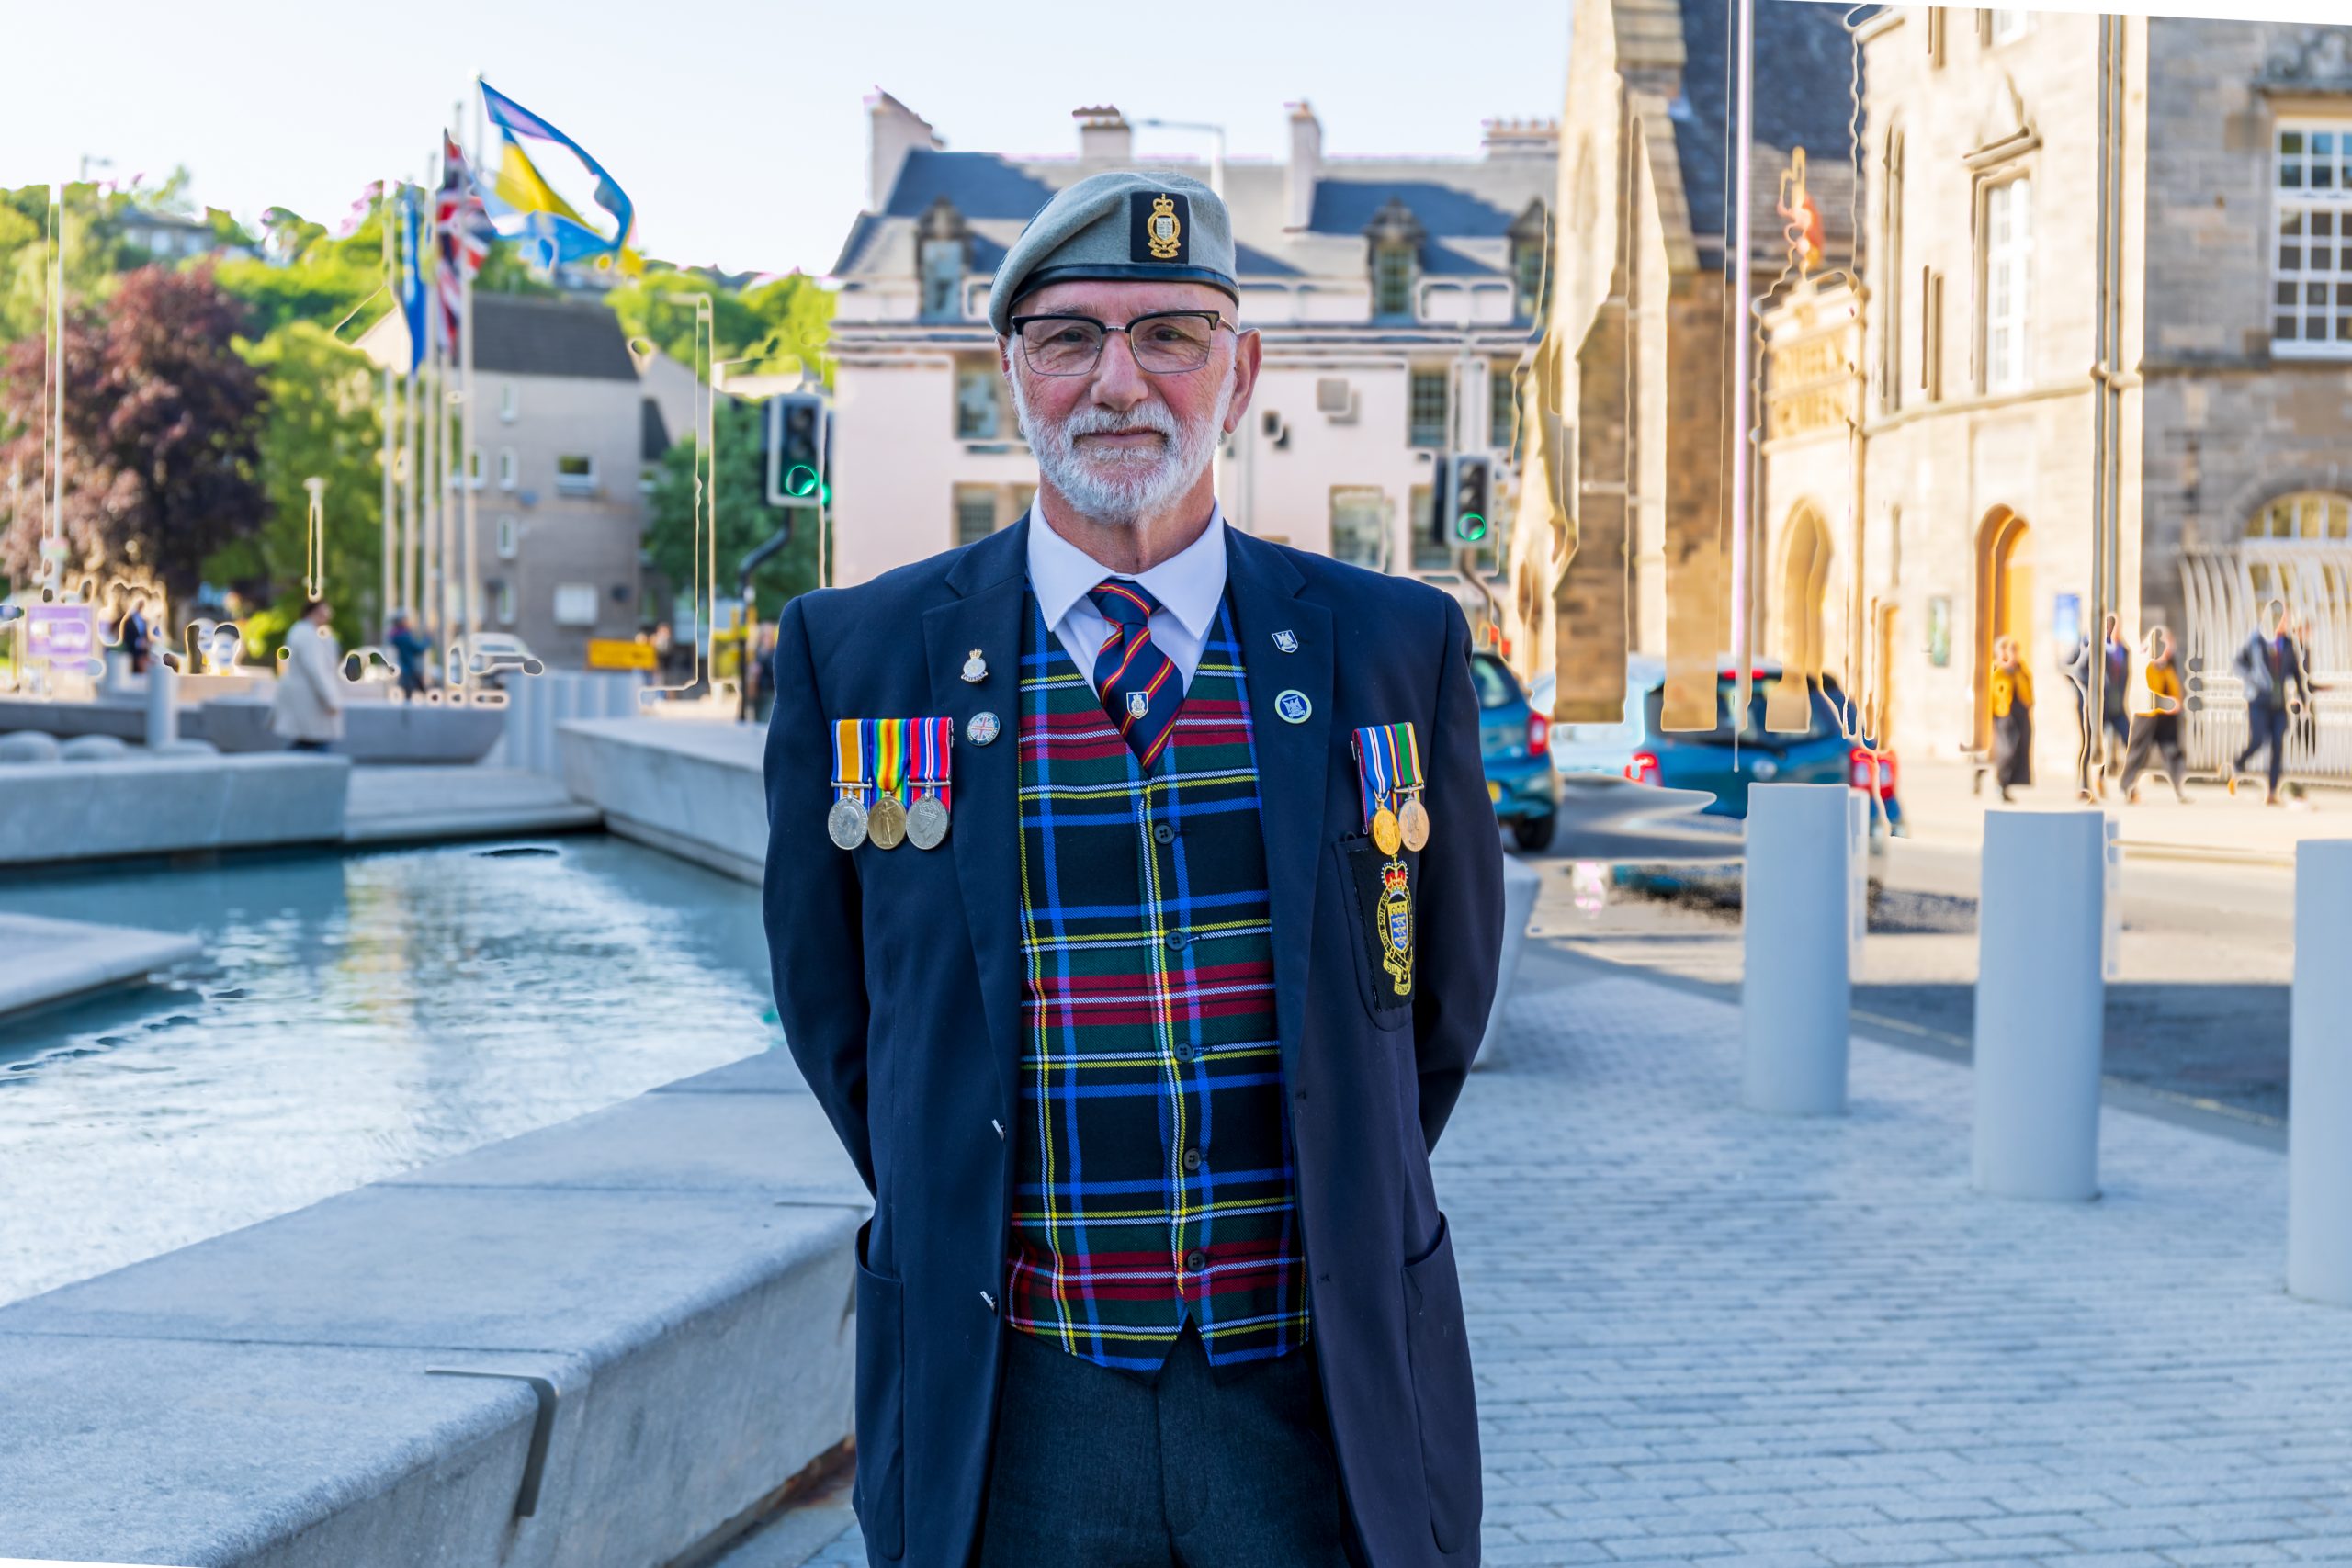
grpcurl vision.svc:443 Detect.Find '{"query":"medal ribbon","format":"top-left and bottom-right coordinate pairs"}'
top-left (1352, 723), bottom-right (1396, 834)
top-left (1388, 722), bottom-right (1423, 792)
top-left (875, 719), bottom-right (907, 806)
top-left (834, 718), bottom-right (869, 807)
top-left (921, 716), bottom-right (953, 810)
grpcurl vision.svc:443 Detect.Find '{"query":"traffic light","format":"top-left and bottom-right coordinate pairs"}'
top-left (1449, 454), bottom-right (1493, 545)
top-left (765, 392), bottom-right (828, 508)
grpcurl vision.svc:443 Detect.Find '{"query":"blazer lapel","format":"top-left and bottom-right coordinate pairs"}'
top-left (1222, 529), bottom-right (1332, 1083)
top-left (922, 519), bottom-right (1031, 1119)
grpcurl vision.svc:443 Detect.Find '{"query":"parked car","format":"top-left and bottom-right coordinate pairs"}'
top-left (1474, 650), bottom-right (1561, 852)
top-left (460, 631), bottom-right (544, 689)
top-left (1532, 654), bottom-right (1668, 782)
top-left (1620, 661), bottom-right (1903, 837)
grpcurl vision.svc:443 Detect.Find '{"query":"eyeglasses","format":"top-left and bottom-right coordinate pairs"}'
top-left (1008, 310), bottom-right (1234, 377)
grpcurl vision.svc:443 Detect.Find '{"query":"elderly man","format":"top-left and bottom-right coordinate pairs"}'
top-left (763, 171), bottom-right (1502, 1568)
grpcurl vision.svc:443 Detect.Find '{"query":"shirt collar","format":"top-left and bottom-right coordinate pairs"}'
top-left (1026, 501), bottom-right (1229, 642)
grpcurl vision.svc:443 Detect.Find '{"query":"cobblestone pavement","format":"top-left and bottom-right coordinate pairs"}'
top-left (778, 962), bottom-right (2352, 1566)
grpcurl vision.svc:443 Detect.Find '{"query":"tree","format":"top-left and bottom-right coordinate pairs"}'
top-left (641, 394), bottom-right (818, 618)
top-left (606, 267), bottom-right (833, 378)
top-left (204, 321), bottom-right (383, 652)
top-left (0, 263), bottom-right (267, 617)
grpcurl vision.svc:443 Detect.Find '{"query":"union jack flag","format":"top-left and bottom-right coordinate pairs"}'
top-left (434, 135), bottom-right (496, 351)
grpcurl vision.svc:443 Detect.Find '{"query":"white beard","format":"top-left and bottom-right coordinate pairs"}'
top-left (1008, 363), bottom-right (1234, 527)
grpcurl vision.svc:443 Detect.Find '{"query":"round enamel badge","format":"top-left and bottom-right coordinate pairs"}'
top-left (1275, 690), bottom-right (1312, 724)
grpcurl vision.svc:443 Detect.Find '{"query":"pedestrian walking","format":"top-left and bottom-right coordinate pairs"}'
top-left (1990, 635), bottom-right (2034, 803)
top-left (762, 172), bottom-right (1505, 1568)
top-left (387, 609), bottom-right (429, 700)
top-left (2230, 599), bottom-right (2311, 805)
top-left (2120, 625), bottom-right (2189, 805)
top-left (2064, 612), bottom-right (2131, 797)
top-left (269, 599), bottom-right (345, 753)
top-left (123, 595), bottom-right (153, 676)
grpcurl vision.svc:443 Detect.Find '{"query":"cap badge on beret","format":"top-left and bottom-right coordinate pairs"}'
top-left (1133, 191), bottom-right (1188, 265)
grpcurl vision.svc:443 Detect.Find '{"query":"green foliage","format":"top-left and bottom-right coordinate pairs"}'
top-left (209, 320), bottom-right (384, 650)
top-left (607, 268), bottom-right (834, 384)
top-left (642, 395), bottom-right (817, 615)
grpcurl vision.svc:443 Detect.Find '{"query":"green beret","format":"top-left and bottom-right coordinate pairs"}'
top-left (986, 170), bottom-right (1238, 336)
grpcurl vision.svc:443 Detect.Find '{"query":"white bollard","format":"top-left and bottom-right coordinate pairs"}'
top-left (143, 660), bottom-right (177, 750)
top-left (2290, 840), bottom-right (2352, 1305)
top-left (1742, 783), bottom-right (1852, 1116)
top-left (1973, 810), bottom-right (2106, 1201)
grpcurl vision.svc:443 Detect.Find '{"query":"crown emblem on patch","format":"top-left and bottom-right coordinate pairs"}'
top-left (1147, 194), bottom-right (1182, 260)
top-left (1127, 690), bottom-right (1151, 719)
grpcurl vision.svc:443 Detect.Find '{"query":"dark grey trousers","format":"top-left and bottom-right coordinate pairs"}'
top-left (976, 1319), bottom-right (1365, 1568)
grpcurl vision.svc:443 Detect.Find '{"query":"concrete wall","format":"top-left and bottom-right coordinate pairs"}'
top-left (0, 754), bottom-right (349, 868)
top-left (0, 1052), bottom-right (865, 1568)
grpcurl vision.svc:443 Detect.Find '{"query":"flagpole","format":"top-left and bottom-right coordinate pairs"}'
top-left (425, 137), bottom-right (446, 671)
top-left (458, 94), bottom-right (481, 707)
top-left (379, 176), bottom-right (396, 646)
top-left (402, 182), bottom-right (420, 634)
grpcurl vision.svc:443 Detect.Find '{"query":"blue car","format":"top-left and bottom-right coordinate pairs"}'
top-left (1473, 651), bottom-right (1561, 852)
top-left (1623, 664), bottom-right (1902, 835)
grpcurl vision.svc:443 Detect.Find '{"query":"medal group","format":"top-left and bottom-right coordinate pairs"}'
top-left (1351, 721), bottom-right (1430, 997)
top-left (830, 716), bottom-right (955, 852)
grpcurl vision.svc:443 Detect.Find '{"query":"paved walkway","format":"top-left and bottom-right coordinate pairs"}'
top-left (1898, 757), bottom-right (2349, 870)
top-left (765, 956), bottom-right (2352, 1567)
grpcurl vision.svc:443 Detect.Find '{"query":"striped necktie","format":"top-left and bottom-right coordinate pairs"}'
top-left (1089, 579), bottom-right (1180, 769)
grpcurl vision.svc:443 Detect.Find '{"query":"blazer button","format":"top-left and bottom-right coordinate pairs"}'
top-left (1153, 822), bottom-right (1175, 845)
top-left (1182, 1147), bottom-right (1203, 1172)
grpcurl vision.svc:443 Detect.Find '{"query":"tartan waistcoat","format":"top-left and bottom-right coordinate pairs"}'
top-left (1006, 588), bottom-right (1311, 1378)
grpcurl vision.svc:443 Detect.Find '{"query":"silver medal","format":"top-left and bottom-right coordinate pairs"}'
top-left (907, 793), bottom-right (950, 850)
top-left (827, 795), bottom-right (869, 851)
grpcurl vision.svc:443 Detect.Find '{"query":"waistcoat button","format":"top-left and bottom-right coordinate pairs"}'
top-left (1153, 822), bottom-right (1175, 845)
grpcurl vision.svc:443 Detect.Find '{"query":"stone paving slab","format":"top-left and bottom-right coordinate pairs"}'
top-left (0, 912), bottom-right (200, 1021)
top-left (784, 961), bottom-right (2352, 1566)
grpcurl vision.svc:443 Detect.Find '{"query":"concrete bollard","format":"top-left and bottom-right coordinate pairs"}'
top-left (1973, 810), bottom-right (2107, 1201)
top-left (143, 660), bottom-right (178, 750)
top-left (2290, 840), bottom-right (2352, 1305)
top-left (1742, 784), bottom-right (1852, 1116)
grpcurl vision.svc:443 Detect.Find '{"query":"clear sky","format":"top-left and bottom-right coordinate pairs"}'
top-left (0, 0), bottom-right (1573, 277)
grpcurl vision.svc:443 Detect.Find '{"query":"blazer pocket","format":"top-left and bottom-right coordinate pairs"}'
top-left (1402, 1211), bottom-right (1481, 1554)
top-left (853, 1218), bottom-right (908, 1560)
top-left (1330, 834), bottom-right (1416, 1030)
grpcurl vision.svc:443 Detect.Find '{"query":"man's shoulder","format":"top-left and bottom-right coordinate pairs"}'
top-left (785, 541), bottom-right (988, 633)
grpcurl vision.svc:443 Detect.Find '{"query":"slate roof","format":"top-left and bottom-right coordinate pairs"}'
top-left (831, 141), bottom-right (1555, 291)
top-left (471, 293), bottom-right (641, 381)
top-left (1670, 0), bottom-right (1865, 269)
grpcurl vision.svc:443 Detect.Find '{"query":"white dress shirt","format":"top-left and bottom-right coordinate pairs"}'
top-left (1025, 503), bottom-right (1230, 695)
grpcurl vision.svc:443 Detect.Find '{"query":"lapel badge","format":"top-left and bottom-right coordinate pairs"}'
top-left (961, 648), bottom-right (988, 683)
top-left (967, 711), bottom-right (1001, 746)
top-left (1272, 629), bottom-right (1299, 654)
top-left (1275, 689), bottom-right (1312, 724)
top-left (1127, 690), bottom-right (1151, 719)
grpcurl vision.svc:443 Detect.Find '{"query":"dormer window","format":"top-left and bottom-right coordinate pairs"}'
top-left (1509, 199), bottom-right (1552, 320)
top-left (1364, 197), bottom-right (1425, 321)
top-left (917, 195), bottom-right (969, 322)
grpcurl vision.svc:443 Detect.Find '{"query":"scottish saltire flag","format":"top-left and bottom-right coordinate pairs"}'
top-left (479, 81), bottom-right (639, 276)
top-left (435, 134), bottom-right (496, 349)
top-left (397, 186), bottom-right (427, 372)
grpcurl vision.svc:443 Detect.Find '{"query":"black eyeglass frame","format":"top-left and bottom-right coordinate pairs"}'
top-left (1006, 310), bottom-right (1238, 377)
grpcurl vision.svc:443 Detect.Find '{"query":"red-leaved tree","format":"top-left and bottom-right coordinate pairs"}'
top-left (0, 263), bottom-right (267, 619)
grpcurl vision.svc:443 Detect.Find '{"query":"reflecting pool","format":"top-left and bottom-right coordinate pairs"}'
top-left (0, 835), bottom-right (779, 1307)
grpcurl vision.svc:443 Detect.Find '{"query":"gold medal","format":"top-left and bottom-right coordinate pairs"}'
top-left (1399, 792), bottom-right (1430, 852)
top-left (867, 792), bottom-right (908, 849)
top-left (1372, 805), bottom-right (1402, 858)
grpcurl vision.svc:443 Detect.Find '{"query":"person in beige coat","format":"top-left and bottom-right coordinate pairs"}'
top-left (268, 599), bottom-right (345, 751)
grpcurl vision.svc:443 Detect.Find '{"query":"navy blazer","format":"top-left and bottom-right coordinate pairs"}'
top-left (762, 516), bottom-right (1505, 1568)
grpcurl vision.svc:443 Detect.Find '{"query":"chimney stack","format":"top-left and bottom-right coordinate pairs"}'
top-left (1481, 116), bottom-right (1561, 160)
top-left (1286, 101), bottom-right (1322, 230)
top-left (1073, 105), bottom-right (1133, 164)
top-left (867, 90), bottom-right (942, 209)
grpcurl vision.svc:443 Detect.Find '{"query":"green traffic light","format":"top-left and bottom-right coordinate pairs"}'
top-left (785, 464), bottom-right (820, 499)
top-left (1454, 512), bottom-right (1487, 542)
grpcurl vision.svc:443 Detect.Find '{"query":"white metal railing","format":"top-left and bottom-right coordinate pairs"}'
top-left (2177, 544), bottom-right (2352, 781)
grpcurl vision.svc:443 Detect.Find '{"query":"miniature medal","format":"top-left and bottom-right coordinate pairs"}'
top-left (907, 794), bottom-right (949, 850)
top-left (1399, 791), bottom-right (1431, 852)
top-left (868, 793), bottom-right (908, 849)
top-left (1372, 804), bottom-right (1403, 857)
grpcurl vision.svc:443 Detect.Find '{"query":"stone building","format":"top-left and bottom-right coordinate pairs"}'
top-left (1757, 11), bottom-right (2352, 783)
top-left (821, 94), bottom-right (1556, 590)
top-left (357, 295), bottom-right (659, 668)
top-left (1506, 0), bottom-right (1860, 725)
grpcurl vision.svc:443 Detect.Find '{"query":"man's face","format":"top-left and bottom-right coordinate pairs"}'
top-left (1001, 278), bottom-right (1257, 525)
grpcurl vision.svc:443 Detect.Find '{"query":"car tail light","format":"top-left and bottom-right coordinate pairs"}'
top-left (1849, 748), bottom-right (1898, 800)
top-left (1625, 750), bottom-right (1660, 786)
top-left (1526, 712), bottom-right (1550, 759)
